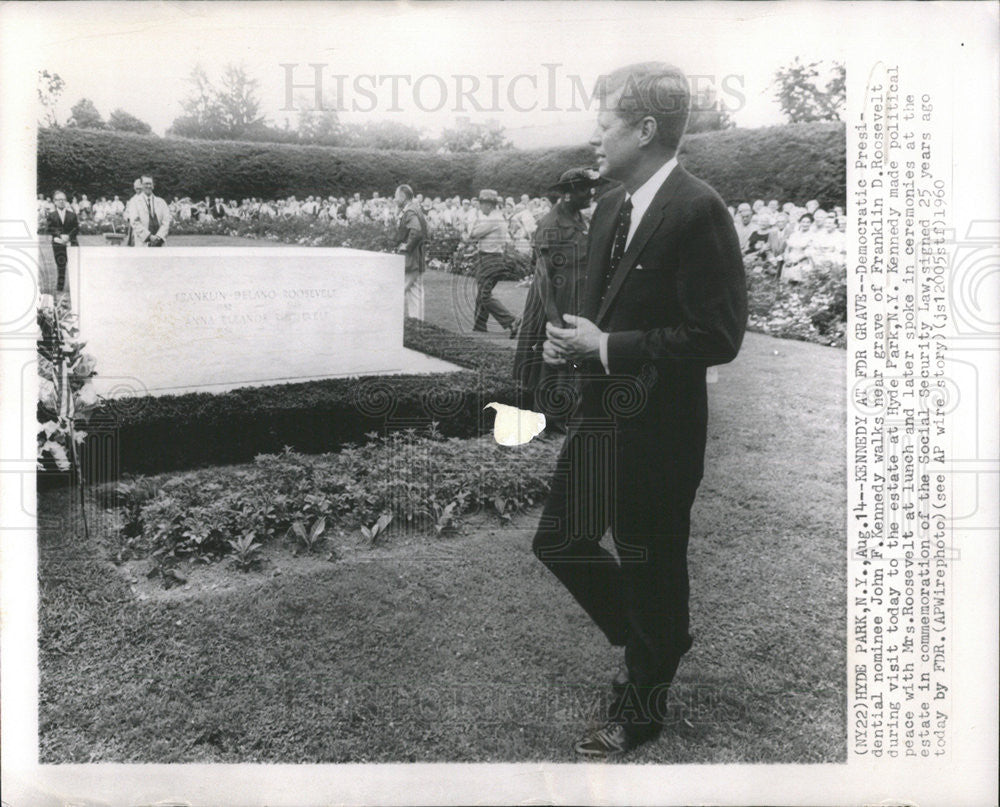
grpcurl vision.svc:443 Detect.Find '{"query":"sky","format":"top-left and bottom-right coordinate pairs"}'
top-left (29, 1), bottom-right (850, 146)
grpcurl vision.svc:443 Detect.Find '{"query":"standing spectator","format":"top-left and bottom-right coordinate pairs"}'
top-left (514, 167), bottom-right (601, 434)
top-left (123, 179), bottom-right (143, 246)
top-left (466, 189), bottom-right (519, 336)
top-left (129, 175), bottom-right (171, 247)
top-left (46, 190), bottom-right (78, 293)
top-left (394, 184), bottom-right (428, 321)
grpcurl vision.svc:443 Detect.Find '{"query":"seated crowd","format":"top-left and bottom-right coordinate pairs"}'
top-left (37, 189), bottom-right (845, 281)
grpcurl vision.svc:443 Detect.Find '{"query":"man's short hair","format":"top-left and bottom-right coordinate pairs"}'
top-left (597, 62), bottom-right (691, 155)
top-left (53, 190), bottom-right (66, 200)
top-left (396, 184), bottom-right (414, 200)
top-left (141, 175), bottom-right (153, 184)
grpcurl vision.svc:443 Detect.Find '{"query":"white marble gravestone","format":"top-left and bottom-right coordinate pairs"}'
top-left (70, 247), bottom-right (458, 397)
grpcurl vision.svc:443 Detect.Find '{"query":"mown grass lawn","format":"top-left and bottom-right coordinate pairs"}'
top-left (38, 324), bottom-right (846, 763)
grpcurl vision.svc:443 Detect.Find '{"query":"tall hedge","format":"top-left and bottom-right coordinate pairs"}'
top-left (37, 128), bottom-right (478, 201)
top-left (679, 122), bottom-right (846, 209)
top-left (38, 122), bottom-right (845, 207)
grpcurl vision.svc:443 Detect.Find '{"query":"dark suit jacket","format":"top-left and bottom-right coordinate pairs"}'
top-left (46, 208), bottom-right (79, 245)
top-left (395, 202), bottom-right (428, 274)
top-left (575, 164), bottom-right (747, 476)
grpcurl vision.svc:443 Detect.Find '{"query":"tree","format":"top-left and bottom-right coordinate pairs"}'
top-left (438, 119), bottom-right (511, 152)
top-left (169, 63), bottom-right (267, 140)
top-left (686, 85), bottom-right (735, 134)
top-left (108, 108), bottom-right (153, 134)
top-left (296, 92), bottom-right (341, 145)
top-left (37, 70), bottom-right (65, 127)
top-left (67, 98), bottom-right (105, 129)
top-left (215, 64), bottom-right (266, 136)
top-left (339, 120), bottom-right (428, 150)
top-left (771, 59), bottom-right (846, 123)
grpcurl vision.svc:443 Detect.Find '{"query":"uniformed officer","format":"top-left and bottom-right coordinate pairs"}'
top-left (514, 167), bottom-right (606, 433)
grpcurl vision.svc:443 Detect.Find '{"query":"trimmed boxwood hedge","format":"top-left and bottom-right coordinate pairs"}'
top-left (84, 320), bottom-right (521, 476)
top-left (37, 128), bottom-right (478, 202)
top-left (39, 122), bottom-right (845, 208)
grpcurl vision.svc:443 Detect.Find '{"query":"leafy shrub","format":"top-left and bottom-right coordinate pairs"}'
top-left (38, 128), bottom-right (478, 201)
top-left (38, 123), bottom-right (845, 208)
top-left (745, 260), bottom-right (847, 347)
top-left (680, 123), bottom-right (846, 209)
top-left (113, 427), bottom-right (560, 574)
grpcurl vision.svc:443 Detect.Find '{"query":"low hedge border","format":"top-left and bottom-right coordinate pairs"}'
top-left (84, 320), bottom-right (519, 476)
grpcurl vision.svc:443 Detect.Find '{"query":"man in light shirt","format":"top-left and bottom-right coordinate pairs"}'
top-left (534, 62), bottom-right (747, 758)
top-left (466, 189), bottom-right (519, 336)
top-left (129, 175), bottom-right (171, 247)
top-left (123, 179), bottom-right (143, 246)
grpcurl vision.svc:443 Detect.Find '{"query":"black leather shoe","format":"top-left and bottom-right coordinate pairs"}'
top-left (472, 325), bottom-right (488, 333)
top-left (574, 719), bottom-right (662, 759)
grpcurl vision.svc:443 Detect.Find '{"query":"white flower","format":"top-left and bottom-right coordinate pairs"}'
top-left (44, 440), bottom-right (71, 470)
top-left (76, 383), bottom-right (98, 407)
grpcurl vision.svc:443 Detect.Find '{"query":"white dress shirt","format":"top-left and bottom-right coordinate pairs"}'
top-left (598, 156), bottom-right (678, 372)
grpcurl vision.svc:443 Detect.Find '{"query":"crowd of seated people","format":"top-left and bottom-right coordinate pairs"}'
top-left (729, 198), bottom-right (846, 283)
top-left (38, 189), bottom-right (845, 279)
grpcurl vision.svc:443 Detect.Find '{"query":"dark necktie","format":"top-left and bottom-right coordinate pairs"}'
top-left (599, 197), bottom-right (632, 304)
top-left (147, 197), bottom-right (159, 233)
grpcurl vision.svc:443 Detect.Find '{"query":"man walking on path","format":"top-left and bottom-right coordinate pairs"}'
top-left (466, 189), bottom-right (520, 337)
top-left (533, 62), bottom-right (747, 758)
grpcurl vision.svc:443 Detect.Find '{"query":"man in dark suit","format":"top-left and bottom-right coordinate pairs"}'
top-left (535, 62), bottom-right (748, 757)
top-left (46, 190), bottom-right (78, 293)
top-left (394, 184), bottom-right (429, 320)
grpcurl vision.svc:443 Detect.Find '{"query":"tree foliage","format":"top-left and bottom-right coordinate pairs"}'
top-left (168, 63), bottom-right (270, 140)
top-left (108, 108), bottom-right (153, 134)
top-left (771, 59), bottom-right (846, 123)
top-left (37, 70), bottom-right (65, 127)
top-left (67, 98), bottom-right (105, 129)
top-left (339, 120), bottom-right (429, 151)
top-left (438, 120), bottom-right (512, 153)
top-left (686, 84), bottom-right (735, 134)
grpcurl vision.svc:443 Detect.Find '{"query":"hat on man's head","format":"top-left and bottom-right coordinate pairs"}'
top-left (549, 167), bottom-right (604, 193)
top-left (478, 189), bottom-right (500, 204)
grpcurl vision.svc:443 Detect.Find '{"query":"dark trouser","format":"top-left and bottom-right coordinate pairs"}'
top-left (532, 426), bottom-right (701, 718)
top-left (52, 243), bottom-right (68, 291)
top-left (473, 252), bottom-right (515, 330)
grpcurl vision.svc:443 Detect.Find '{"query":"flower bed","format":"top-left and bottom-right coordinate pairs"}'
top-left (108, 426), bottom-right (559, 581)
top-left (745, 257), bottom-right (846, 348)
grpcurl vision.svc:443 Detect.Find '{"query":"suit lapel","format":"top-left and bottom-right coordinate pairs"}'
top-left (596, 166), bottom-right (686, 326)
top-left (583, 189), bottom-right (625, 321)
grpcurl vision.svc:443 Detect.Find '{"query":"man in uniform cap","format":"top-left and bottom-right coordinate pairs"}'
top-left (465, 189), bottom-right (520, 336)
top-left (514, 167), bottom-right (606, 433)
